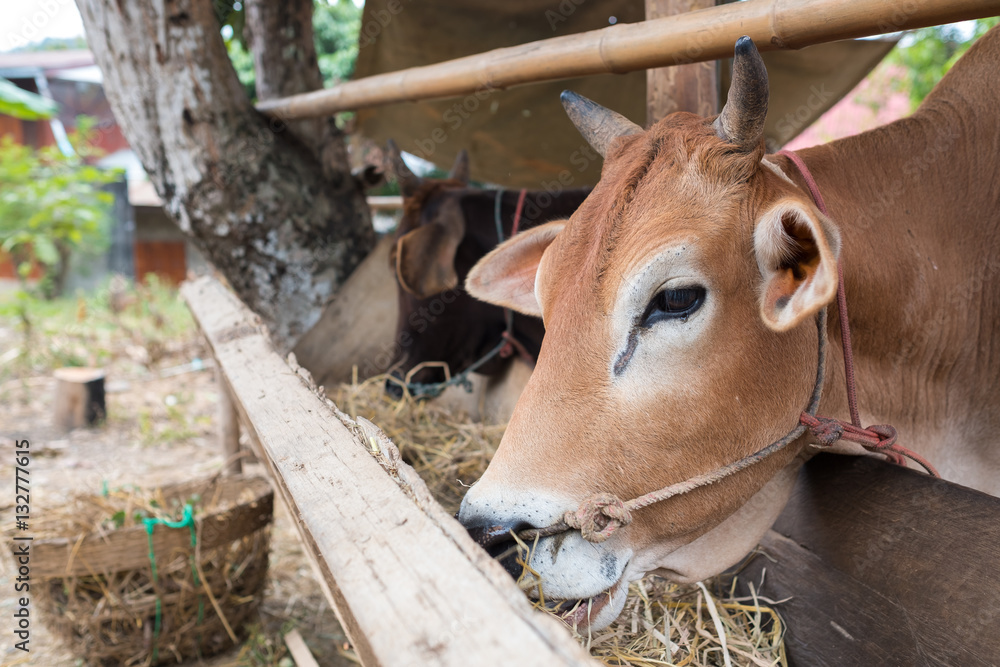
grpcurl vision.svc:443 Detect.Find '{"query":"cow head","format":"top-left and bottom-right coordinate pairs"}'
top-left (459, 37), bottom-right (842, 629)
top-left (385, 141), bottom-right (513, 391)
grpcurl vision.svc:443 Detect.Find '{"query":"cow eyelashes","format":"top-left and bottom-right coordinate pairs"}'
top-left (640, 286), bottom-right (706, 327)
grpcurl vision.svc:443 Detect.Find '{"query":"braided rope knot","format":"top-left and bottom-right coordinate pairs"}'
top-left (563, 493), bottom-right (632, 543)
top-left (802, 415), bottom-right (844, 445)
top-left (865, 424), bottom-right (898, 449)
top-left (865, 424), bottom-right (906, 465)
top-left (801, 415), bottom-right (920, 470)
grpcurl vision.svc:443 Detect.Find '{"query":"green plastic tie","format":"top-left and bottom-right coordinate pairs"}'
top-left (143, 504), bottom-right (203, 663)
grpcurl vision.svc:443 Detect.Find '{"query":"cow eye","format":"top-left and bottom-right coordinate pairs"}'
top-left (641, 286), bottom-right (705, 327)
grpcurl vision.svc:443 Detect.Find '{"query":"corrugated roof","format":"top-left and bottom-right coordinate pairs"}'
top-left (0, 50), bottom-right (94, 78)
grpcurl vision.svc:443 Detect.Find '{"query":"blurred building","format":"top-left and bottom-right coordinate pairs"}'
top-left (0, 49), bottom-right (208, 288)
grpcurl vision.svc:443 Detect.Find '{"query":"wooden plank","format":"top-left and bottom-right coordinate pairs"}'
top-left (181, 276), bottom-right (591, 667)
top-left (730, 454), bottom-right (1000, 666)
top-left (284, 629), bottom-right (321, 667)
top-left (366, 195), bottom-right (403, 211)
top-left (644, 0), bottom-right (718, 124)
top-left (255, 0), bottom-right (998, 119)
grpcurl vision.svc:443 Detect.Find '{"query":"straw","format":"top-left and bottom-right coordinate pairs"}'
top-left (334, 377), bottom-right (787, 667)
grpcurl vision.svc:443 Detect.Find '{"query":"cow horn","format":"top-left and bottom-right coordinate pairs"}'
top-left (561, 90), bottom-right (642, 158)
top-left (386, 138), bottom-right (422, 197)
top-left (714, 36), bottom-right (769, 151)
top-left (448, 149), bottom-right (470, 184)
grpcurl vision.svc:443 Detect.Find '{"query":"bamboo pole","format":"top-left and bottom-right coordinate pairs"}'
top-left (256, 0), bottom-right (999, 120)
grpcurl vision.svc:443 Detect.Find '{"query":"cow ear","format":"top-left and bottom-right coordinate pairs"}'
top-left (395, 224), bottom-right (461, 299)
top-left (466, 221), bottom-right (566, 317)
top-left (754, 200), bottom-right (841, 331)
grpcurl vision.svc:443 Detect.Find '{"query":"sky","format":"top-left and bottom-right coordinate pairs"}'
top-left (0, 0), bottom-right (87, 52)
top-left (0, 0), bottom-right (366, 52)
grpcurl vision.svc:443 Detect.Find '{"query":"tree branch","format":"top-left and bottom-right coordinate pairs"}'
top-left (244, 0), bottom-right (351, 179)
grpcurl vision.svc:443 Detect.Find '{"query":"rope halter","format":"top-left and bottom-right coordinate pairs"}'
top-left (516, 150), bottom-right (938, 547)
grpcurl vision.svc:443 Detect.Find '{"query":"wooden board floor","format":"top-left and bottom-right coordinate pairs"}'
top-left (729, 454), bottom-right (1000, 666)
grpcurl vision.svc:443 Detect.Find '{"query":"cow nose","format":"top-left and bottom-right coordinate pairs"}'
top-left (384, 377), bottom-right (404, 399)
top-left (464, 521), bottom-right (534, 580)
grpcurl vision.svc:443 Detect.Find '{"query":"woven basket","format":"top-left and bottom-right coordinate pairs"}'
top-left (17, 475), bottom-right (273, 666)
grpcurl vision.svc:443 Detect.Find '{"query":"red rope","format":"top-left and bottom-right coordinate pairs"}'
top-left (511, 188), bottom-right (527, 236)
top-left (778, 150), bottom-right (938, 477)
top-left (499, 189), bottom-right (534, 365)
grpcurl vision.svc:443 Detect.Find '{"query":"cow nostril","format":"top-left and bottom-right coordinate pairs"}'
top-left (384, 378), bottom-right (404, 399)
top-left (465, 522), bottom-right (534, 580)
top-left (411, 365), bottom-right (448, 386)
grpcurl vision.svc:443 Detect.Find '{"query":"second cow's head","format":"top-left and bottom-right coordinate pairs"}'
top-left (384, 143), bottom-right (514, 388)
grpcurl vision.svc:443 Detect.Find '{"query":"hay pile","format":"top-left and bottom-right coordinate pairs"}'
top-left (17, 475), bottom-right (273, 666)
top-left (333, 378), bottom-right (787, 667)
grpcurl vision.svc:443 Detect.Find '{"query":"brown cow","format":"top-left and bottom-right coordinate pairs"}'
top-left (459, 31), bottom-right (1000, 629)
top-left (384, 140), bottom-right (589, 394)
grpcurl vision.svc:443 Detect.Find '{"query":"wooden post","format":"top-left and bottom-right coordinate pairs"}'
top-left (216, 365), bottom-right (243, 475)
top-left (645, 0), bottom-right (718, 124)
top-left (52, 367), bottom-right (106, 431)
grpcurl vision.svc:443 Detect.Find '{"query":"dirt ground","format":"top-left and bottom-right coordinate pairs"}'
top-left (0, 289), bottom-right (357, 667)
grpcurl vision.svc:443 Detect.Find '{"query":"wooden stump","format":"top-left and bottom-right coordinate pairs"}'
top-left (53, 367), bottom-right (106, 431)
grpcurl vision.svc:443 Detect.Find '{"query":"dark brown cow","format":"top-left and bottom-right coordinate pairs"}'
top-left (384, 140), bottom-right (589, 395)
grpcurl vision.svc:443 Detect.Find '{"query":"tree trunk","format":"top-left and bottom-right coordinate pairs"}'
top-left (75, 0), bottom-right (375, 351)
top-left (49, 240), bottom-right (72, 299)
top-left (243, 0), bottom-right (349, 182)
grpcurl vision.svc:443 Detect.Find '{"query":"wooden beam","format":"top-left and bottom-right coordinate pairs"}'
top-left (729, 454), bottom-right (1000, 666)
top-left (181, 277), bottom-right (592, 667)
top-left (645, 0), bottom-right (718, 124)
top-left (366, 195), bottom-right (404, 211)
top-left (256, 0), bottom-right (998, 119)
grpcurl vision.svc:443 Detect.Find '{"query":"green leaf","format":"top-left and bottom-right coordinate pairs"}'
top-left (32, 235), bottom-right (59, 266)
top-left (0, 77), bottom-right (59, 120)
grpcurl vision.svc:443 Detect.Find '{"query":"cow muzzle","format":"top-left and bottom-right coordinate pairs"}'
top-left (459, 485), bottom-right (634, 629)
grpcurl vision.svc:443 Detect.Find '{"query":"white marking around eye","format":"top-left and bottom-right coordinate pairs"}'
top-left (610, 242), bottom-right (712, 383)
